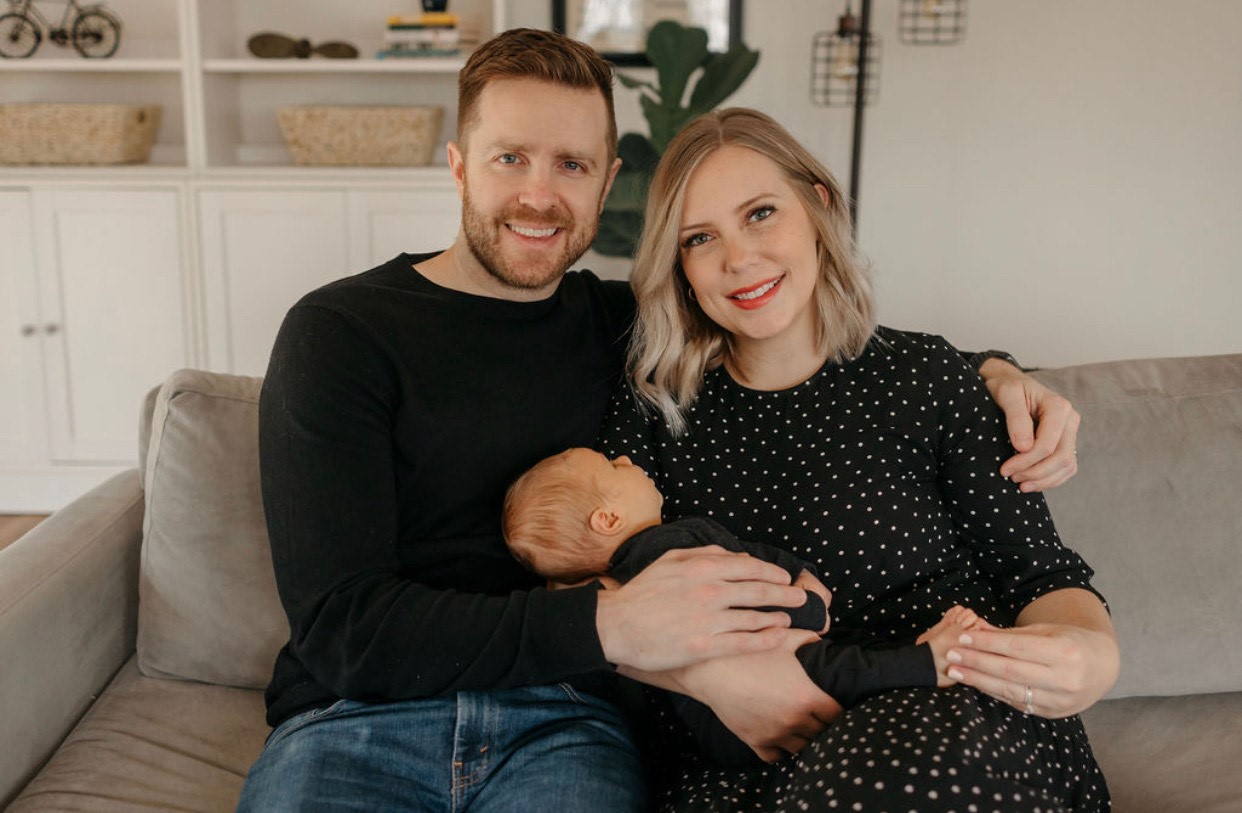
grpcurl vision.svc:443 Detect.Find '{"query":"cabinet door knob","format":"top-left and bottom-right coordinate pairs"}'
top-left (21, 324), bottom-right (37, 337)
top-left (44, 323), bottom-right (60, 335)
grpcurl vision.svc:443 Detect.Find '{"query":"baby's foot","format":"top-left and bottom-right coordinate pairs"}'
top-left (916, 605), bottom-right (979, 645)
top-left (917, 606), bottom-right (990, 687)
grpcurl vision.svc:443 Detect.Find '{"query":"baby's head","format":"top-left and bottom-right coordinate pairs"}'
top-left (503, 448), bottom-right (664, 582)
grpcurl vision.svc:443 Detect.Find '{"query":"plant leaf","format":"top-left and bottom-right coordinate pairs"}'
top-left (688, 45), bottom-right (760, 115)
top-left (617, 132), bottom-right (660, 173)
top-left (605, 168), bottom-right (652, 212)
top-left (646, 20), bottom-right (708, 109)
top-left (617, 73), bottom-right (655, 94)
top-left (641, 95), bottom-right (680, 153)
top-left (593, 209), bottom-right (644, 258)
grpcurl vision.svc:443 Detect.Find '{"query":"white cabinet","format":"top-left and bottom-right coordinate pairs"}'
top-left (0, 186), bottom-right (191, 510)
top-left (32, 188), bottom-right (191, 461)
top-left (199, 189), bottom-right (348, 377)
top-left (200, 184), bottom-right (462, 377)
top-left (0, 191), bottom-right (48, 466)
top-left (0, 0), bottom-right (506, 508)
top-left (347, 188), bottom-right (463, 269)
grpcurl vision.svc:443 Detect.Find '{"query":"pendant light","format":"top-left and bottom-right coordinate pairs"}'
top-left (811, 1), bottom-right (880, 108)
top-left (898, 0), bottom-right (967, 45)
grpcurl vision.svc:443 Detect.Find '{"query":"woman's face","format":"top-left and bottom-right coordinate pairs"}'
top-left (678, 145), bottom-right (827, 353)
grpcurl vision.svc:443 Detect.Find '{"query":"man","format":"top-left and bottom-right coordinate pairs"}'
top-left (238, 28), bottom-right (1081, 811)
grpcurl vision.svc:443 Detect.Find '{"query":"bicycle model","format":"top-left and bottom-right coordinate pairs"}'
top-left (0, 0), bottom-right (121, 59)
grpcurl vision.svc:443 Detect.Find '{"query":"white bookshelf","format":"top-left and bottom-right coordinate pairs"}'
top-left (0, 0), bottom-right (508, 176)
top-left (0, 0), bottom-right (503, 511)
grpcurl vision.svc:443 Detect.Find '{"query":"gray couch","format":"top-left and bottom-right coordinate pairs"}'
top-left (2, 355), bottom-right (1241, 812)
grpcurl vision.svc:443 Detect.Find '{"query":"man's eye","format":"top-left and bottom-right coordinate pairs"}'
top-left (749, 206), bottom-right (775, 222)
top-left (682, 233), bottom-right (711, 249)
top-left (498, 154), bottom-right (519, 164)
top-left (564, 160), bottom-right (583, 172)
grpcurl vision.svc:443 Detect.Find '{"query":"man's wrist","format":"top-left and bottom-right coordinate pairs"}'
top-left (966, 349), bottom-right (1022, 373)
top-left (594, 587), bottom-right (627, 668)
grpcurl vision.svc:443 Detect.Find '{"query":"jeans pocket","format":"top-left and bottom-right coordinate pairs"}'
top-left (557, 682), bottom-right (588, 705)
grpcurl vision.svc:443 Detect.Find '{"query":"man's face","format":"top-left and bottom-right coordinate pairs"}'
top-left (449, 78), bottom-right (620, 296)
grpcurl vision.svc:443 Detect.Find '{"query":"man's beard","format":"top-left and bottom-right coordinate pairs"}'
top-left (461, 187), bottom-right (600, 291)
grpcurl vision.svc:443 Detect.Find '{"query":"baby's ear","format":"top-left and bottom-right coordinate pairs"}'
top-left (589, 507), bottom-right (626, 536)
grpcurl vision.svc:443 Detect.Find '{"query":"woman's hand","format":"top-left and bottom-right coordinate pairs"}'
top-left (943, 589), bottom-right (1119, 718)
top-left (676, 630), bottom-right (842, 762)
top-left (978, 358), bottom-right (1081, 492)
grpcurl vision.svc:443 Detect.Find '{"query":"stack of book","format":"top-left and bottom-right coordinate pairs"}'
top-left (377, 12), bottom-right (461, 58)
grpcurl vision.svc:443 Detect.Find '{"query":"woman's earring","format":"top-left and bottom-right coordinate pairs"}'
top-left (686, 287), bottom-right (697, 302)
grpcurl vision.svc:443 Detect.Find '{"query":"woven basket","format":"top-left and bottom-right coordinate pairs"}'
top-left (277, 105), bottom-right (444, 167)
top-left (0, 104), bottom-right (162, 165)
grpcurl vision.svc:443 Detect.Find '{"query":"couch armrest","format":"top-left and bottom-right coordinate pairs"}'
top-left (0, 470), bottom-right (144, 807)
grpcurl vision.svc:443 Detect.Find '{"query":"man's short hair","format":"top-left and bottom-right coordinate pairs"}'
top-left (456, 27), bottom-right (618, 160)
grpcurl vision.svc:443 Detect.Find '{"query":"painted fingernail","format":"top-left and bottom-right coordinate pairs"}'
top-left (958, 634), bottom-right (973, 645)
top-left (948, 668), bottom-right (964, 681)
top-left (946, 650), bottom-right (962, 663)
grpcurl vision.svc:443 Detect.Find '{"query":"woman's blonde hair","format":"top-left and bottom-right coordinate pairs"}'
top-left (628, 107), bottom-right (875, 434)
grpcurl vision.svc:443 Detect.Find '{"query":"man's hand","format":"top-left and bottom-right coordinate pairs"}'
top-left (978, 358), bottom-right (1081, 492)
top-left (679, 630), bottom-right (842, 762)
top-left (596, 546), bottom-right (808, 672)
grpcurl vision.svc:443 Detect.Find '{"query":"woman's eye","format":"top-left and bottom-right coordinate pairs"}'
top-left (682, 233), bottom-right (711, 249)
top-left (749, 205), bottom-right (775, 223)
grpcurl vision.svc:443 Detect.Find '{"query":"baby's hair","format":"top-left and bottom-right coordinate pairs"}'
top-left (502, 450), bottom-right (613, 582)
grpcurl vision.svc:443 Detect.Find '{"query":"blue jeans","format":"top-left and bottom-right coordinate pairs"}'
top-left (236, 683), bottom-right (643, 812)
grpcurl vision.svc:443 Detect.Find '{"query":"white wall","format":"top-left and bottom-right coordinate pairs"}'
top-left (515, 0), bottom-right (1242, 367)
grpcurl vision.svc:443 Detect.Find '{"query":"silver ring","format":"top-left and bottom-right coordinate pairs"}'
top-left (1023, 685), bottom-right (1035, 715)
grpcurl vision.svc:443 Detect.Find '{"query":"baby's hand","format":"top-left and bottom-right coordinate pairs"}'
top-left (793, 570), bottom-right (832, 635)
top-left (917, 606), bottom-right (992, 687)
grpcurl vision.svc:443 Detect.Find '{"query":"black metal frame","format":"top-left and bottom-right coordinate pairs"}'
top-left (807, 0), bottom-right (875, 233)
top-left (810, 28), bottom-right (881, 109)
top-left (551, 0), bottom-right (744, 66)
top-left (848, 0), bottom-right (873, 231)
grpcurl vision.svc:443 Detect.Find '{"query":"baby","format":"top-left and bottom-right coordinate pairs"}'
top-left (502, 447), bottom-right (987, 767)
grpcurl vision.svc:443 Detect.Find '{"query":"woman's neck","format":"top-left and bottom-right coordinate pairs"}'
top-left (725, 338), bottom-right (828, 391)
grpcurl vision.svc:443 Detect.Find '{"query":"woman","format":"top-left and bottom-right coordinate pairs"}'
top-left (599, 108), bottom-right (1120, 811)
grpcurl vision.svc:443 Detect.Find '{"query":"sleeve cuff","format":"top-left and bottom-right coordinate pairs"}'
top-left (965, 349), bottom-right (1024, 373)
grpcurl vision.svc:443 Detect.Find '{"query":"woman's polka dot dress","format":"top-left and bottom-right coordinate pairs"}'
top-left (599, 327), bottom-right (1110, 812)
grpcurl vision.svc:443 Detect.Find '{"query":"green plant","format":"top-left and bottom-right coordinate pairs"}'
top-left (593, 20), bottom-right (760, 258)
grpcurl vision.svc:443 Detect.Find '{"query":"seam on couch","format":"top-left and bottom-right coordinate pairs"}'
top-left (170, 391), bottom-right (261, 406)
top-left (0, 487), bottom-right (144, 615)
top-left (1067, 388), bottom-right (1242, 408)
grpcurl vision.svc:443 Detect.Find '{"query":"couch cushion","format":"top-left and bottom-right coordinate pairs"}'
top-left (1033, 354), bottom-right (1242, 699)
top-left (8, 656), bottom-right (267, 813)
top-left (1082, 692), bottom-right (1242, 813)
top-left (138, 369), bottom-right (288, 689)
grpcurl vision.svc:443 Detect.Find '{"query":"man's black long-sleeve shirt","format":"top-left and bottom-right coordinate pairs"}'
top-left (258, 253), bottom-right (634, 726)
